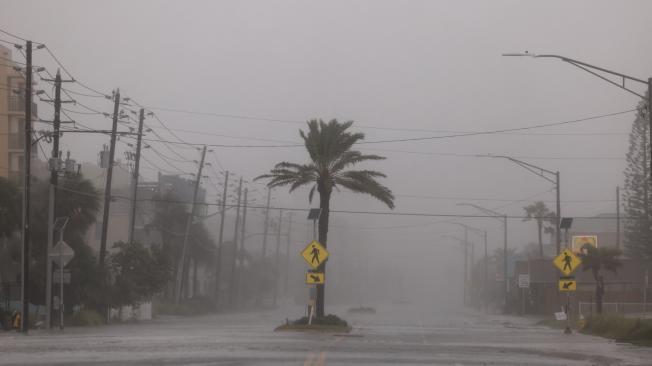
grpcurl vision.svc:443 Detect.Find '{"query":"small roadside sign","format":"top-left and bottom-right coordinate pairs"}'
top-left (50, 240), bottom-right (75, 268)
top-left (553, 249), bottom-right (581, 276)
top-left (572, 235), bottom-right (597, 253)
top-left (300, 240), bottom-right (329, 269)
top-left (53, 270), bottom-right (71, 284)
top-left (305, 272), bottom-right (325, 285)
top-left (558, 276), bottom-right (576, 292)
top-left (518, 274), bottom-right (530, 288)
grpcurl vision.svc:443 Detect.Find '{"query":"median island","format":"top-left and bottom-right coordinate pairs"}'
top-left (275, 314), bottom-right (351, 333)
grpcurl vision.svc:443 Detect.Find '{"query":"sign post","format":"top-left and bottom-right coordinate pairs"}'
top-left (518, 274), bottom-right (530, 315)
top-left (553, 248), bottom-right (581, 334)
top-left (49, 217), bottom-right (72, 330)
top-left (300, 239), bottom-right (329, 324)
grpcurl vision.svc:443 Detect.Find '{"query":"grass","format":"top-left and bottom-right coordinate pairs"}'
top-left (347, 306), bottom-right (376, 314)
top-left (68, 310), bottom-right (104, 326)
top-left (581, 315), bottom-right (652, 346)
top-left (153, 297), bottom-right (215, 317)
top-left (275, 314), bottom-right (351, 332)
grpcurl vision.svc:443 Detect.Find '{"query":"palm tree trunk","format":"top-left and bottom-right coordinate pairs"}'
top-left (316, 187), bottom-right (331, 318)
top-left (537, 220), bottom-right (543, 258)
top-left (596, 273), bottom-right (604, 314)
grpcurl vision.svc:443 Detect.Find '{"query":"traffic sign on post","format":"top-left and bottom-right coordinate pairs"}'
top-left (553, 249), bottom-right (581, 276)
top-left (305, 272), bottom-right (325, 285)
top-left (559, 276), bottom-right (576, 292)
top-left (50, 240), bottom-right (75, 268)
top-left (518, 274), bottom-right (530, 288)
top-left (300, 240), bottom-right (329, 270)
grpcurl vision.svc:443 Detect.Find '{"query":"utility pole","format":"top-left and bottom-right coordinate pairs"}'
top-left (98, 89), bottom-right (121, 269)
top-left (175, 146), bottom-right (207, 305)
top-left (555, 171), bottom-right (561, 255)
top-left (483, 230), bottom-right (488, 313)
top-left (284, 212), bottom-right (292, 295)
top-left (41, 70), bottom-right (73, 329)
top-left (257, 187), bottom-right (271, 306)
top-left (128, 108), bottom-right (145, 244)
top-left (463, 226), bottom-right (468, 306)
top-left (214, 171), bottom-right (229, 305)
top-left (273, 209), bottom-right (282, 306)
top-left (616, 186), bottom-right (621, 250)
top-left (237, 187), bottom-right (248, 306)
top-left (503, 215), bottom-right (508, 314)
top-left (229, 177), bottom-right (243, 308)
top-left (20, 41), bottom-right (32, 333)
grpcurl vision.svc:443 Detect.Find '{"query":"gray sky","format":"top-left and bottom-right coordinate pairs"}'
top-left (2, 0), bottom-right (651, 303)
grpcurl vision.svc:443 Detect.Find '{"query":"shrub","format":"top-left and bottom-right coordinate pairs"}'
top-left (292, 314), bottom-right (348, 327)
top-left (69, 310), bottom-right (104, 326)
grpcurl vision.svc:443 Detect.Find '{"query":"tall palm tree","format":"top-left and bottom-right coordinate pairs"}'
top-left (256, 119), bottom-right (394, 317)
top-left (577, 245), bottom-right (622, 315)
top-left (523, 201), bottom-right (551, 258)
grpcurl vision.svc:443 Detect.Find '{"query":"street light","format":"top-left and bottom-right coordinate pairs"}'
top-left (503, 52), bottom-right (652, 212)
top-left (480, 154), bottom-right (561, 255)
top-left (457, 203), bottom-right (509, 314)
top-left (442, 221), bottom-right (488, 312)
top-left (441, 234), bottom-right (470, 306)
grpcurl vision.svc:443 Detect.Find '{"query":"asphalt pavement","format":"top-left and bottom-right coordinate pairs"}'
top-left (0, 302), bottom-right (650, 365)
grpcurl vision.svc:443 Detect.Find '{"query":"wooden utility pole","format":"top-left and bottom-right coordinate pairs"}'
top-left (229, 177), bottom-right (243, 308)
top-left (273, 209), bottom-right (283, 306)
top-left (41, 70), bottom-right (73, 329)
top-left (98, 89), bottom-right (121, 269)
top-left (256, 187), bottom-right (271, 306)
top-left (214, 170), bottom-right (229, 305)
top-left (237, 187), bottom-right (248, 306)
top-left (20, 40), bottom-right (32, 333)
top-left (284, 212), bottom-right (292, 295)
top-left (127, 108), bottom-right (145, 244)
top-left (175, 146), bottom-right (207, 305)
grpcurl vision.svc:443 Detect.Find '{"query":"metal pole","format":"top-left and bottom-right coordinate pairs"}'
top-left (503, 215), bottom-right (508, 314)
top-left (59, 229), bottom-right (63, 330)
top-left (284, 212), bottom-right (292, 295)
top-left (257, 187), bottom-right (271, 306)
top-left (20, 40), bottom-right (32, 333)
top-left (484, 230), bottom-right (488, 313)
top-left (128, 108), bottom-right (145, 244)
top-left (214, 171), bottom-right (229, 304)
top-left (175, 146), bottom-right (207, 305)
top-left (616, 186), bottom-right (621, 250)
top-left (463, 227), bottom-right (468, 306)
top-left (555, 171), bottom-right (561, 255)
top-left (648, 78), bottom-right (652, 204)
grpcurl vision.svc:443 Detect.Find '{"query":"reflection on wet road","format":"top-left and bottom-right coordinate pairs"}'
top-left (1, 303), bottom-right (650, 365)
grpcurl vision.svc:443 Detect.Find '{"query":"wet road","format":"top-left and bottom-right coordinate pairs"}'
top-left (1, 303), bottom-right (651, 365)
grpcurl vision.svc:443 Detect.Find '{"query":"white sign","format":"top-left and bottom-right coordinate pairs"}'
top-left (53, 270), bottom-right (71, 284)
top-left (518, 274), bottom-right (530, 288)
top-left (554, 311), bottom-right (567, 321)
top-left (50, 240), bottom-right (75, 267)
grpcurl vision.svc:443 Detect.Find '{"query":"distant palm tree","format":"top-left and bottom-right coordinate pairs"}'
top-left (256, 119), bottom-right (394, 317)
top-left (577, 245), bottom-right (622, 315)
top-left (523, 201), bottom-right (551, 258)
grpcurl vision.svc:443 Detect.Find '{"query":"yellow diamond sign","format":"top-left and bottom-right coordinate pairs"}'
top-left (305, 272), bottom-right (325, 285)
top-left (301, 240), bottom-right (329, 269)
top-left (553, 249), bottom-right (582, 276)
top-left (559, 277), bottom-right (577, 292)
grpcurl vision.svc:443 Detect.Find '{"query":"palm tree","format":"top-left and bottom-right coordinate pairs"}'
top-left (256, 119), bottom-right (394, 317)
top-left (577, 245), bottom-right (622, 315)
top-left (523, 201), bottom-right (551, 258)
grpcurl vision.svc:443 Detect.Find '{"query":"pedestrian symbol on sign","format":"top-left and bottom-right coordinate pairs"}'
top-left (310, 245), bottom-right (321, 265)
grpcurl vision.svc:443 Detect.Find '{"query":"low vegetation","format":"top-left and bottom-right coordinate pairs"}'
top-left (581, 315), bottom-right (652, 346)
top-left (68, 309), bottom-right (104, 326)
top-left (347, 306), bottom-right (376, 314)
top-left (275, 314), bottom-right (351, 332)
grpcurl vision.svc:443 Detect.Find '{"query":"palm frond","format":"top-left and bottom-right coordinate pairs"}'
top-left (334, 170), bottom-right (394, 209)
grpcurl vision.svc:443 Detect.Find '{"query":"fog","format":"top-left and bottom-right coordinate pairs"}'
top-left (2, 0), bottom-right (651, 313)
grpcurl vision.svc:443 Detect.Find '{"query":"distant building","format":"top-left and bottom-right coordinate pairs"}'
top-left (567, 213), bottom-right (619, 250)
top-left (0, 45), bottom-right (39, 184)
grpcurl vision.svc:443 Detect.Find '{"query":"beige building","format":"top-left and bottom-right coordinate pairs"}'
top-left (0, 44), bottom-right (38, 184)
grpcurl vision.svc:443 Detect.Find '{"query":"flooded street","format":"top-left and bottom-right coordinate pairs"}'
top-left (1, 303), bottom-right (650, 365)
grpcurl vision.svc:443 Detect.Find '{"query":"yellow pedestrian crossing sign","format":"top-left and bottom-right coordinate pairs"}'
top-left (553, 249), bottom-right (581, 276)
top-left (301, 240), bottom-right (329, 269)
top-left (559, 277), bottom-right (577, 292)
top-left (305, 272), bottom-right (325, 285)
